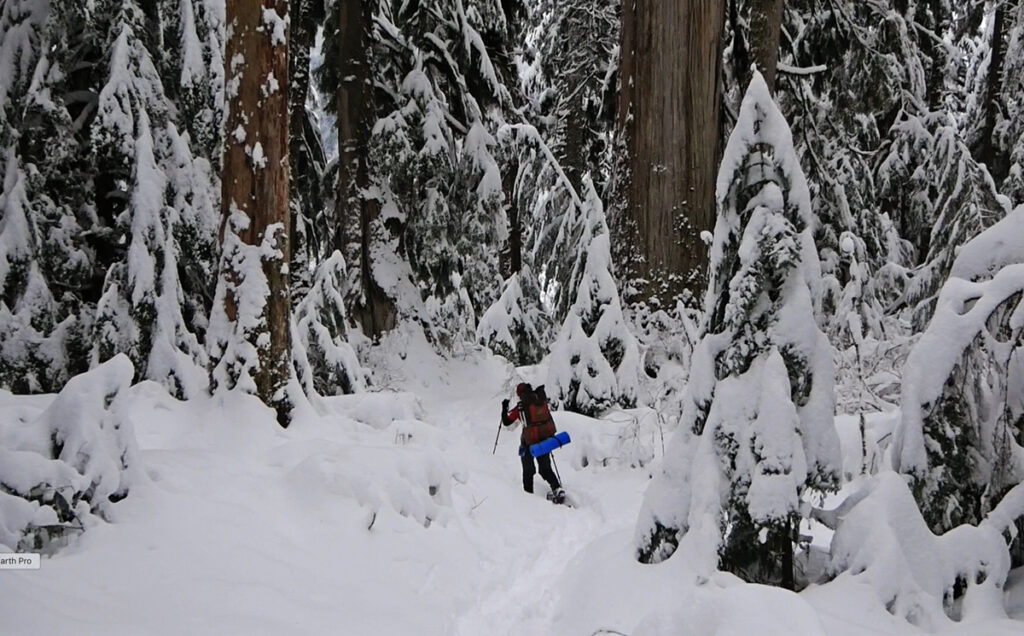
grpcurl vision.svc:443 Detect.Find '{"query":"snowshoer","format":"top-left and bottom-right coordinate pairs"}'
top-left (502, 382), bottom-right (565, 503)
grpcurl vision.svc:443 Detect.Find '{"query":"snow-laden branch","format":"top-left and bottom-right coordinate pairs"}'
top-left (501, 122), bottom-right (582, 208)
top-left (777, 62), bottom-right (828, 76)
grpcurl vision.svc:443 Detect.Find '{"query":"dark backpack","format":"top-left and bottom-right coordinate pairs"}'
top-left (520, 385), bottom-right (556, 446)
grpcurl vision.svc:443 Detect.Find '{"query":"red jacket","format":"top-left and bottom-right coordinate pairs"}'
top-left (503, 399), bottom-right (555, 446)
top-left (504, 404), bottom-right (522, 424)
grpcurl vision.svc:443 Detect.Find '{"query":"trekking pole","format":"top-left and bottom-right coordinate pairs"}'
top-left (551, 452), bottom-right (563, 486)
top-left (492, 420), bottom-right (502, 454)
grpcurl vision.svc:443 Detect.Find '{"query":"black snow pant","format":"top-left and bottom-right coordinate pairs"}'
top-left (520, 447), bottom-right (560, 494)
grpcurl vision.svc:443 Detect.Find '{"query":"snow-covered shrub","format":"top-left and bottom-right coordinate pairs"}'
top-left (822, 472), bottom-right (1023, 628)
top-left (546, 178), bottom-right (640, 416)
top-left (0, 356), bottom-right (139, 554)
top-left (827, 225), bottom-right (913, 415)
top-left (293, 251), bottom-right (366, 397)
top-left (635, 73), bottom-right (840, 589)
top-left (629, 300), bottom-right (699, 427)
top-left (543, 410), bottom-right (663, 472)
top-left (894, 204), bottom-right (1024, 535)
top-left (476, 265), bottom-right (551, 365)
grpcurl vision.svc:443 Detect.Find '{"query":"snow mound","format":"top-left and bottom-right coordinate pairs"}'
top-left (324, 391), bottom-right (425, 430)
top-left (634, 582), bottom-right (826, 636)
top-left (824, 472), bottom-right (1012, 629)
top-left (282, 440), bottom-right (463, 530)
top-left (0, 355), bottom-right (139, 553)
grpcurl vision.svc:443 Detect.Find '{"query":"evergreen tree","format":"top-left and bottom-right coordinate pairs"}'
top-left (157, 0), bottom-right (225, 335)
top-left (0, 0), bottom-right (93, 392)
top-left (510, 122), bottom-right (584, 324)
top-left (1, 0), bottom-right (219, 394)
top-left (156, 0), bottom-right (226, 163)
top-left (895, 204), bottom-right (1024, 536)
top-left (761, 0), bottom-right (1008, 410)
top-left (293, 251), bottom-right (366, 397)
top-left (878, 111), bottom-right (1006, 328)
top-left (1004, 2), bottom-right (1024, 203)
top-left (615, 1), bottom-right (726, 303)
top-left (88, 5), bottom-right (209, 397)
top-left (318, 0), bottom-right (525, 351)
top-left (476, 264), bottom-right (551, 366)
top-left (0, 0), bottom-right (45, 377)
top-left (288, 0), bottom-right (328, 301)
top-left (636, 75), bottom-right (840, 591)
top-left (546, 178), bottom-right (640, 416)
top-left (521, 0), bottom-right (618, 193)
top-left (771, 0), bottom-right (921, 346)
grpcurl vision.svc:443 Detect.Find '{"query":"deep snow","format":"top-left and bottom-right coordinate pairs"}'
top-left (2, 336), bottom-right (1024, 635)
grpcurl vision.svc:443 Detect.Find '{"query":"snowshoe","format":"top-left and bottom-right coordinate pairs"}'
top-left (546, 488), bottom-right (568, 506)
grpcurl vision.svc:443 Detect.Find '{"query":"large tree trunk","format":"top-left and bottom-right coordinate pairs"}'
top-left (617, 1), bottom-right (726, 303)
top-left (221, 0), bottom-right (292, 426)
top-left (337, 0), bottom-right (395, 338)
top-left (746, 0), bottom-right (783, 92)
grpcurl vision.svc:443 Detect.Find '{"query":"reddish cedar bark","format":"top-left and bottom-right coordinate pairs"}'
top-left (221, 0), bottom-right (292, 426)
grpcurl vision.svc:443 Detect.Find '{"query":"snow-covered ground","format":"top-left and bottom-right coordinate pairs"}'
top-left (2, 337), bottom-right (1023, 635)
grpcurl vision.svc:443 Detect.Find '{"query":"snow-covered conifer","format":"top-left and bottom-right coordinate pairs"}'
top-left (894, 204), bottom-right (1024, 534)
top-left (522, 0), bottom-right (618, 192)
top-left (636, 74), bottom-right (840, 590)
top-left (770, 1), bottom-right (941, 407)
top-left (92, 111), bottom-right (207, 398)
top-left (453, 120), bottom-right (507, 314)
top-left (546, 178), bottom-right (640, 416)
top-left (508, 122), bottom-right (589, 325)
top-left (996, 3), bottom-right (1024, 203)
top-left (0, 0), bottom-right (90, 392)
top-left (378, 60), bottom-right (476, 349)
top-left (287, 0), bottom-right (328, 301)
top-left (0, 0), bottom-right (46, 132)
top-left (294, 251), bottom-right (366, 397)
top-left (165, 0), bottom-right (225, 161)
top-left (87, 6), bottom-right (209, 397)
top-left (476, 264), bottom-right (551, 366)
top-left (318, 0), bottom-right (523, 351)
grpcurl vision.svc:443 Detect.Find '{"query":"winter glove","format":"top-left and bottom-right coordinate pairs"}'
top-left (501, 399), bottom-right (510, 413)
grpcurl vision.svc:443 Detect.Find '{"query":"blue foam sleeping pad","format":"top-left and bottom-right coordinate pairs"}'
top-left (529, 431), bottom-right (571, 457)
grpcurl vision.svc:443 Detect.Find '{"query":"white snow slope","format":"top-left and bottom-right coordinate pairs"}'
top-left (1, 331), bottom-right (1023, 635)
